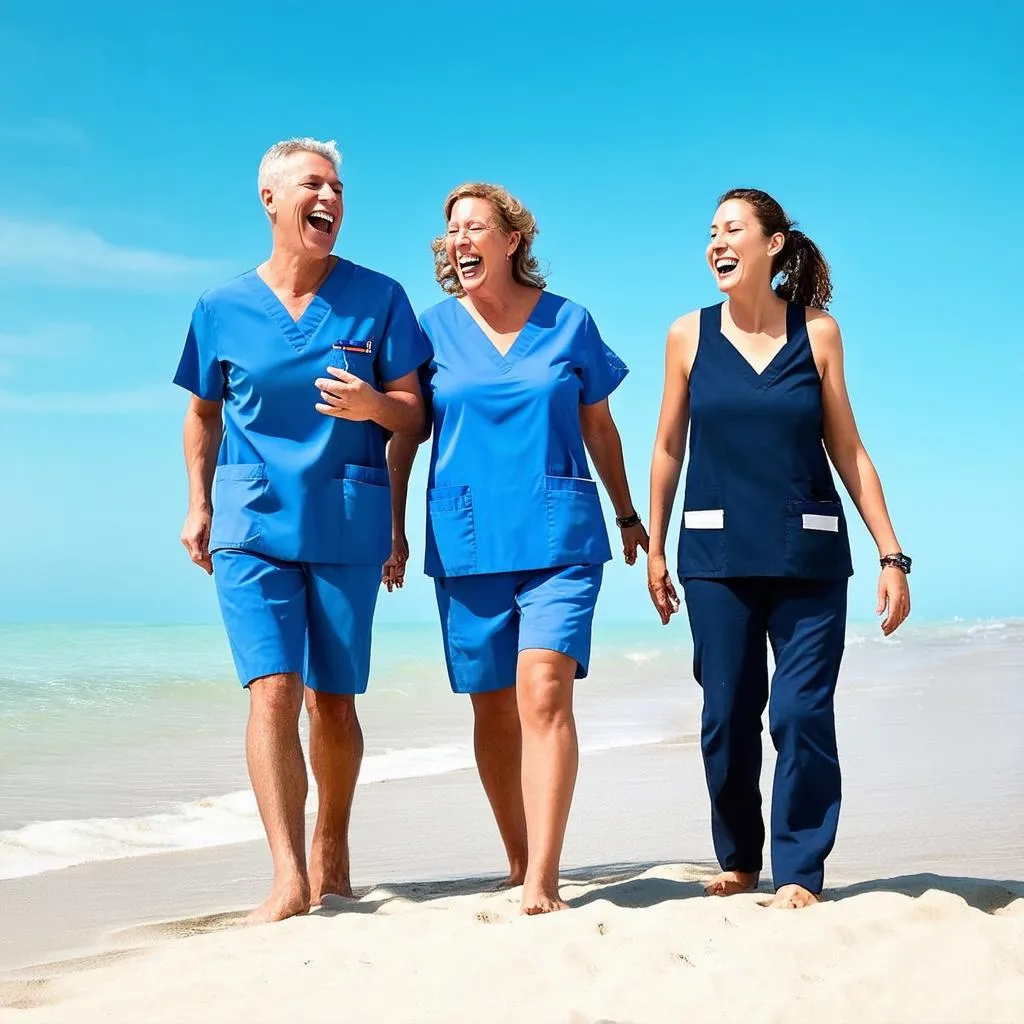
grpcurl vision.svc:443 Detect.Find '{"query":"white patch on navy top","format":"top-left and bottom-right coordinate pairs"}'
top-left (684, 509), bottom-right (725, 529)
top-left (802, 514), bottom-right (839, 532)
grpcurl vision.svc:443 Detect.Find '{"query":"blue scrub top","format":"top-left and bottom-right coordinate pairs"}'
top-left (173, 258), bottom-right (430, 566)
top-left (419, 291), bottom-right (628, 578)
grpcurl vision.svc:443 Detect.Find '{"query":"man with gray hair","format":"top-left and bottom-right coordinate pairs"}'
top-left (174, 138), bottom-right (428, 923)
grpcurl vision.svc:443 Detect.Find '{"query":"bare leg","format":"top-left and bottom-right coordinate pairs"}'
top-left (245, 673), bottom-right (310, 924)
top-left (704, 870), bottom-right (760, 896)
top-left (770, 884), bottom-right (820, 909)
top-left (305, 690), bottom-right (364, 904)
top-left (470, 688), bottom-right (528, 886)
top-left (517, 649), bottom-right (578, 915)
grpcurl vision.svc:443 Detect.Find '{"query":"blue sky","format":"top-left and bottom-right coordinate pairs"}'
top-left (0, 1), bottom-right (1020, 625)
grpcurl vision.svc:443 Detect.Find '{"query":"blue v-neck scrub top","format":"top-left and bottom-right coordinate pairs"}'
top-left (418, 291), bottom-right (628, 578)
top-left (174, 259), bottom-right (430, 566)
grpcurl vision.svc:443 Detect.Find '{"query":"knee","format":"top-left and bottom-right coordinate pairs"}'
top-left (471, 687), bottom-right (519, 730)
top-left (518, 671), bottom-right (573, 733)
top-left (769, 694), bottom-right (833, 747)
top-left (305, 691), bottom-right (358, 732)
top-left (248, 673), bottom-right (303, 719)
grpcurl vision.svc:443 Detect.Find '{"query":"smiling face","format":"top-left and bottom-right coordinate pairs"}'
top-left (707, 198), bottom-right (784, 295)
top-left (261, 151), bottom-right (343, 257)
top-left (445, 197), bottom-right (519, 295)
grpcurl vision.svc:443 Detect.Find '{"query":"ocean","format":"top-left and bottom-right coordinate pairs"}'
top-left (1, 618), bottom-right (1022, 882)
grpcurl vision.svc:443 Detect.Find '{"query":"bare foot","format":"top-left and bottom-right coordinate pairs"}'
top-left (246, 879), bottom-right (311, 925)
top-left (309, 867), bottom-right (354, 906)
top-left (769, 884), bottom-right (820, 909)
top-left (309, 836), bottom-right (353, 906)
top-left (310, 882), bottom-right (354, 907)
top-left (494, 865), bottom-right (527, 891)
top-left (704, 870), bottom-right (760, 897)
top-left (521, 883), bottom-right (569, 915)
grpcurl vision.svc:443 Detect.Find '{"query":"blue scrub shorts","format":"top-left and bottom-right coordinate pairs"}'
top-left (434, 563), bottom-right (603, 694)
top-left (212, 550), bottom-right (381, 694)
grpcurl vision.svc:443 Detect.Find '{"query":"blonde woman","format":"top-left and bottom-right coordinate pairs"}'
top-left (388, 183), bottom-right (647, 913)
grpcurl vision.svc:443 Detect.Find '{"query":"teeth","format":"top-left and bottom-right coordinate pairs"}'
top-left (716, 259), bottom-right (738, 272)
top-left (459, 256), bottom-right (481, 268)
top-left (309, 211), bottom-right (334, 223)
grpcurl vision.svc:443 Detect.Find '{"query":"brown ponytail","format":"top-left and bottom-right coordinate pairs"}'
top-left (718, 189), bottom-right (833, 310)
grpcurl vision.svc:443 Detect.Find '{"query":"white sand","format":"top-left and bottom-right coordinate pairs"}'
top-left (3, 863), bottom-right (1023, 1023)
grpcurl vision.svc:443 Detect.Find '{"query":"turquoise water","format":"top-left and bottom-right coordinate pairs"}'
top-left (1, 618), bottom-right (1020, 879)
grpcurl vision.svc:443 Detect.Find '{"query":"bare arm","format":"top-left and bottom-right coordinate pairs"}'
top-left (811, 311), bottom-right (910, 634)
top-left (382, 430), bottom-right (425, 591)
top-left (647, 312), bottom-right (698, 623)
top-left (315, 368), bottom-right (425, 437)
top-left (580, 399), bottom-right (649, 565)
top-left (180, 395), bottom-right (223, 574)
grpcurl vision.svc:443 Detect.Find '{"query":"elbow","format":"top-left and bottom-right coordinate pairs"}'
top-left (391, 421), bottom-right (430, 447)
top-left (407, 413), bottom-right (431, 445)
top-left (826, 442), bottom-right (863, 485)
top-left (581, 420), bottom-right (615, 451)
top-left (653, 435), bottom-right (684, 465)
top-left (410, 397), bottom-right (430, 444)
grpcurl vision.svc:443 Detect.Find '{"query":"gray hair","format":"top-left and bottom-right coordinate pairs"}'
top-left (257, 137), bottom-right (342, 193)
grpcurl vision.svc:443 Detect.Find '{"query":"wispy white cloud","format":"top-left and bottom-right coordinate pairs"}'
top-left (0, 384), bottom-right (181, 415)
top-left (0, 324), bottom-right (96, 360)
top-left (0, 118), bottom-right (92, 150)
top-left (0, 216), bottom-right (226, 290)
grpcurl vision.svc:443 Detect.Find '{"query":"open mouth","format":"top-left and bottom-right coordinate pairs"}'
top-left (715, 258), bottom-right (739, 278)
top-left (458, 255), bottom-right (483, 276)
top-left (307, 210), bottom-right (335, 235)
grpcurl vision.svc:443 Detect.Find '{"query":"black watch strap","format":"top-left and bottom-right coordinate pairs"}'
top-left (880, 552), bottom-right (912, 574)
top-left (616, 511), bottom-right (642, 528)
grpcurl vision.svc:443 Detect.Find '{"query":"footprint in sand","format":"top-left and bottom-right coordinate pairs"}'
top-left (111, 910), bottom-right (250, 945)
top-left (0, 978), bottom-right (54, 1011)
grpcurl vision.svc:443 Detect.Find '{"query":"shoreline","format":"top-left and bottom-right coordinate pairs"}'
top-left (3, 727), bottom-right (1021, 974)
top-left (2, 625), bottom-right (1022, 1021)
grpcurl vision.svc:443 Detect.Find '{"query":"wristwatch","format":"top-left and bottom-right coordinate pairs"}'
top-left (616, 511), bottom-right (642, 528)
top-left (880, 552), bottom-right (912, 574)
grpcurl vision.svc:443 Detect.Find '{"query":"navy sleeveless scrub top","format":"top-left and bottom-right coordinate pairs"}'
top-left (677, 302), bottom-right (854, 581)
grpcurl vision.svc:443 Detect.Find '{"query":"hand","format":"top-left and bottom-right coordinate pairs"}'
top-left (877, 565), bottom-right (910, 636)
top-left (647, 554), bottom-right (680, 625)
top-left (181, 507), bottom-right (213, 575)
top-left (383, 534), bottom-right (409, 593)
top-left (620, 522), bottom-right (649, 566)
top-left (315, 366), bottom-right (382, 422)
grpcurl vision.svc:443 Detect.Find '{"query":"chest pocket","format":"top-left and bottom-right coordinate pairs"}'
top-left (327, 339), bottom-right (377, 385)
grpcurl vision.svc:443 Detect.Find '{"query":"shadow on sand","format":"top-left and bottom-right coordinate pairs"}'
top-left (3, 862), bottom-right (1020, 1011)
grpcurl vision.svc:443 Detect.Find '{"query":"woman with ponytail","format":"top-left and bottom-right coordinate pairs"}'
top-left (646, 188), bottom-right (910, 908)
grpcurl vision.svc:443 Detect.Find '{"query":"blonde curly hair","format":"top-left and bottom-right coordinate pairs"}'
top-left (432, 182), bottom-right (546, 296)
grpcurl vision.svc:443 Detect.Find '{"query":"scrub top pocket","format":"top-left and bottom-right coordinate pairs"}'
top-left (783, 499), bottom-right (853, 579)
top-left (426, 485), bottom-right (477, 575)
top-left (337, 464), bottom-right (391, 564)
top-left (544, 476), bottom-right (606, 564)
top-left (678, 494), bottom-right (726, 576)
top-left (210, 463), bottom-right (268, 550)
top-left (328, 340), bottom-right (377, 385)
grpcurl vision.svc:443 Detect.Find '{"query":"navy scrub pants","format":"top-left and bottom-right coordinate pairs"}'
top-left (682, 576), bottom-right (847, 894)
